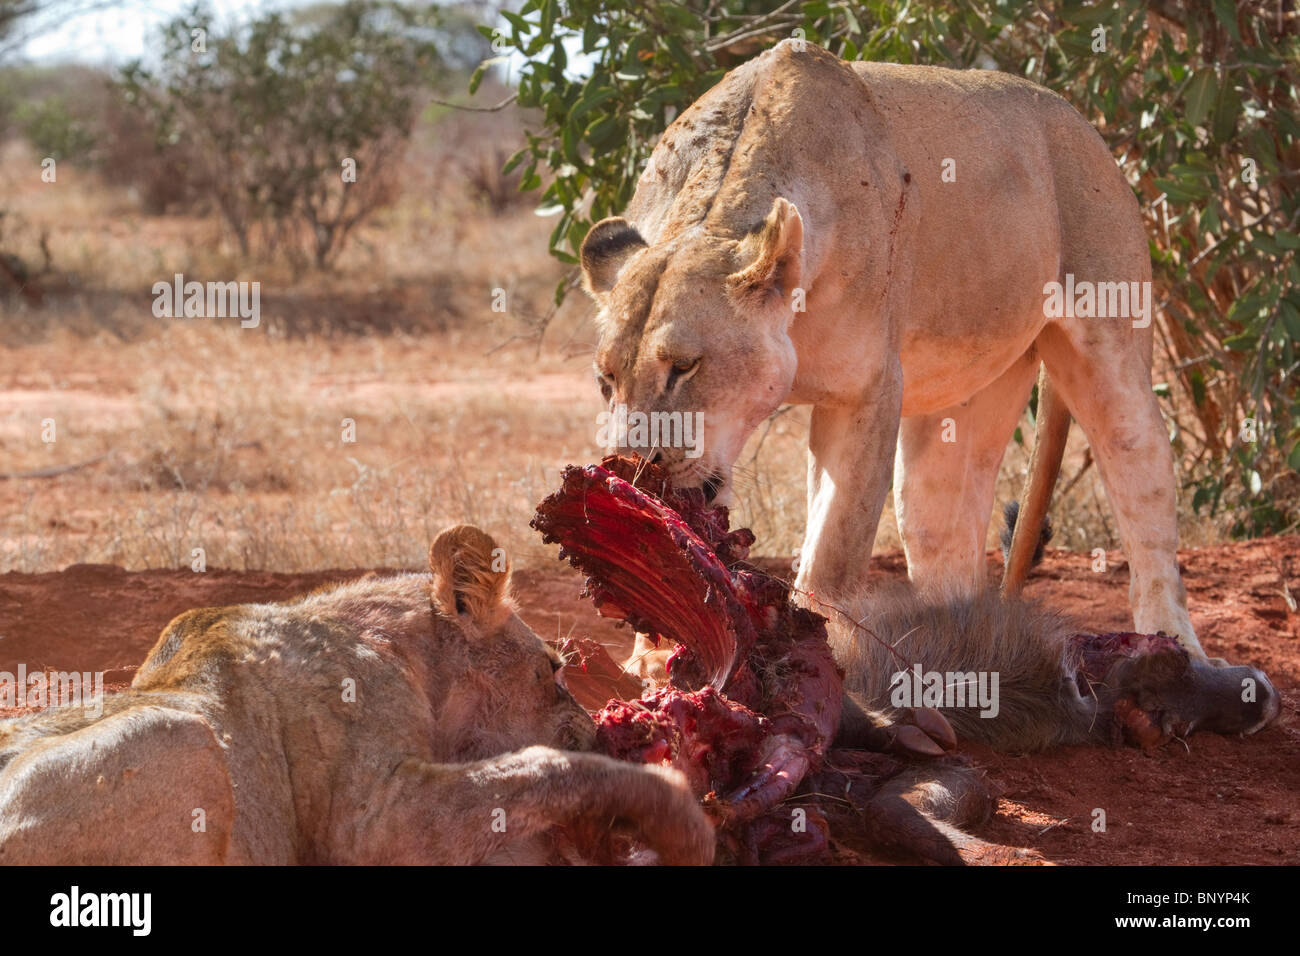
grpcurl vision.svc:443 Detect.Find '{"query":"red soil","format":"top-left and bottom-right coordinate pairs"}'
top-left (1, 537), bottom-right (1296, 865)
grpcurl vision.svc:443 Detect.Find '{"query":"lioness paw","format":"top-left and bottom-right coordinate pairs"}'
top-left (633, 764), bottom-right (716, 866)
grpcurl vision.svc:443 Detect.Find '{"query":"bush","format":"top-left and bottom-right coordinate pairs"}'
top-left (14, 94), bottom-right (95, 160)
top-left (118, 1), bottom-right (475, 270)
top-left (486, 0), bottom-right (1300, 538)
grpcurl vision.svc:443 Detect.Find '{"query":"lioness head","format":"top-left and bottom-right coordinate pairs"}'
top-left (581, 197), bottom-right (803, 504)
top-left (429, 524), bottom-right (596, 753)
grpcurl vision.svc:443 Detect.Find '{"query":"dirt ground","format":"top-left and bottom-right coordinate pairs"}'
top-left (0, 535), bottom-right (1296, 865)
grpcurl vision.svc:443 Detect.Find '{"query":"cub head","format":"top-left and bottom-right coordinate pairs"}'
top-left (581, 197), bottom-right (804, 504)
top-left (429, 524), bottom-right (595, 753)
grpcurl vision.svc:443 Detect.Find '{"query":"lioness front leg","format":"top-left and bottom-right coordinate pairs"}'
top-left (794, 364), bottom-right (903, 603)
top-left (356, 746), bottom-right (714, 865)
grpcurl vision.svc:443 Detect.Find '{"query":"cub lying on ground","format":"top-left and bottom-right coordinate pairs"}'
top-left (0, 526), bottom-right (713, 865)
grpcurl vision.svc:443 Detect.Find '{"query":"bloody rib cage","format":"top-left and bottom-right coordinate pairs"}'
top-left (532, 456), bottom-right (844, 863)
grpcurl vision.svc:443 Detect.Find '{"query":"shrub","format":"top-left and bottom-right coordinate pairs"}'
top-left (118, 1), bottom-right (469, 269)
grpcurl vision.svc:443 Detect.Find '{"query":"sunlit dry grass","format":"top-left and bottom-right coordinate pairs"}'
top-left (0, 109), bottom-right (1224, 575)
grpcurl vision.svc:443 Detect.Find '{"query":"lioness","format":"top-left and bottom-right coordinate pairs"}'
top-left (0, 526), bottom-right (713, 865)
top-left (581, 41), bottom-right (1204, 657)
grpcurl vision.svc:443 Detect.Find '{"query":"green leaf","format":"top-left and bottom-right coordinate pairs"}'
top-left (665, 36), bottom-right (697, 72)
top-left (1154, 176), bottom-right (1210, 202)
top-left (501, 146), bottom-right (529, 176)
top-left (468, 62), bottom-right (488, 95)
top-left (1211, 79), bottom-right (1241, 143)
top-left (1212, 0), bottom-right (1242, 44)
top-left (561, 121), bottom-right (578, 163)
top-left (500, 11), bottom-right (531, 35)
top-left (1281, 300), bottom-right (1300, 340)
top-left (572, 84), bottom-right (618, 120)
top-left (584, 115), bottom-right (620, 148)
top-left (1228, 294), bottom-right (1265, 323)
top-left (1184, 69), bottom-right (1217, 127)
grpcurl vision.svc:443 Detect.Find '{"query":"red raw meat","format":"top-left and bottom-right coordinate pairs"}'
top-left (532, 457), bottom-right (1254, 864)
top-left (1072, 630), bottom-right (1183, 689)
top-left (532, 456), bottom-right (843, 862)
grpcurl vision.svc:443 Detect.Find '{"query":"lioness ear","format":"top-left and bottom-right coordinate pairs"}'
top-left (580, 217), bottom-right (647, 296)
top-left (728, 197), bottom-right (803, 305)
top-left (429, 524), bottom-right (512, 630)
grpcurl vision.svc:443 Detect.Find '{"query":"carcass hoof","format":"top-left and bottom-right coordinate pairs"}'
top-left (890, 707), bottom-right (959, 756)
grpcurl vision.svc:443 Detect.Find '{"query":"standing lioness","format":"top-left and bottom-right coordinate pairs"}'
top-left (0, 526), bottom-right (712, 865)
top-left (582, 41), bottom-right (1204, 655)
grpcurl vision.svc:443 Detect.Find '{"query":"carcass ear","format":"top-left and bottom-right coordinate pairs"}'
top-left (429, 524), bottom-right (512, 630)
top-left (580, 217), bottom-right (647, 296)
top-left (728, 197), bottom-right (803, 305)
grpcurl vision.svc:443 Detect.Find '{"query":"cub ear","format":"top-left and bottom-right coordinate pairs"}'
top-left (728, 197), bottom-right (803, 305)
top-left (580, 217), bottom-right (648, 296)
top-left (429, 524), bottom-right (512, 630)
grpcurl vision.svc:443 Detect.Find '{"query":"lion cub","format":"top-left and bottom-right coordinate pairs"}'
top-left (0, 526), bottom-right (712, 865)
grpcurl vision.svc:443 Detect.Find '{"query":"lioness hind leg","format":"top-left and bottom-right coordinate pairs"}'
top-left (895, 350), bottom-right (1039, 595)
top-left (0, 705), bottom-right (235, 863)
top-left (1038, 122), bottom-right (1200, 654)
top-left (1036, 321), bottom-right (1200, 654)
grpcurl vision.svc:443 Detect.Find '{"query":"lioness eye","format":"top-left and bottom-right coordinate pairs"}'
top-left (667, 357), bottom-right (700, 390)
top-left (594, 366), bottom-right (614, 401)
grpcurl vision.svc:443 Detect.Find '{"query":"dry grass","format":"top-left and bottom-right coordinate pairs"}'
top-left (0, 323), bottom-right (609, 572)
top-left (0, 106), bottom-right (1223, 575)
